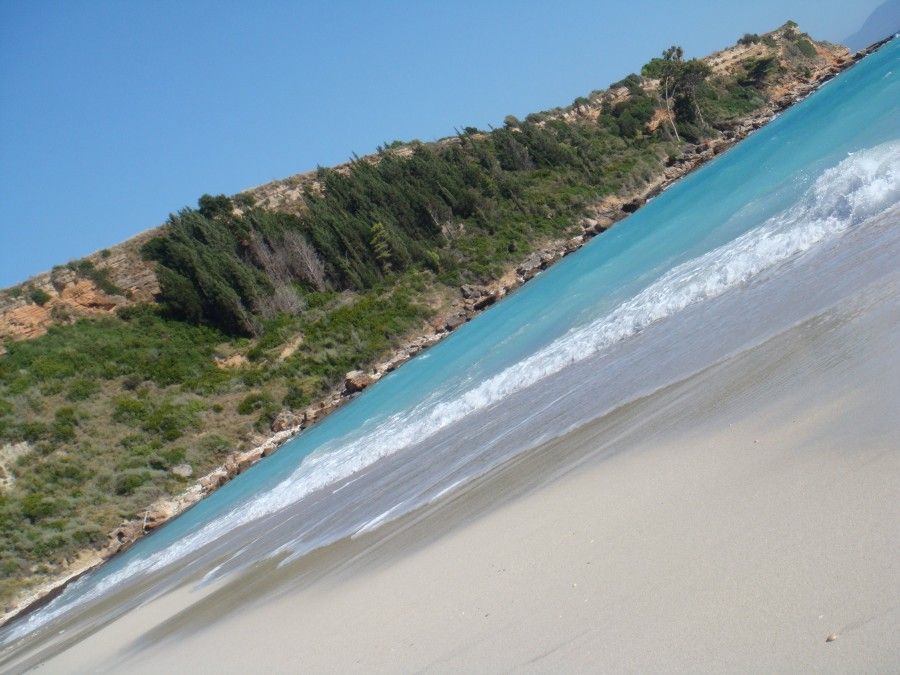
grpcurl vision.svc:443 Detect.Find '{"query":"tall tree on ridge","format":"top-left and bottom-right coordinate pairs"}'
top-left (642, 45), bottom-right (685, 141)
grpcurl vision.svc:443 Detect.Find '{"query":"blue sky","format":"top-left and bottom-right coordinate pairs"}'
top-left (0, 0), bottom-right (880, 286)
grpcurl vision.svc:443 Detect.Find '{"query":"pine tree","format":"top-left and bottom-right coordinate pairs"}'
top-left (370, 221), bottom-right (393, 273)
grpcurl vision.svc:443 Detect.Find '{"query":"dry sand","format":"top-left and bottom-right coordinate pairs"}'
top-left (26, 292), bottom-right (900, 673)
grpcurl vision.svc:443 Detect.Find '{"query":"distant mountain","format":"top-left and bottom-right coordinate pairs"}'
top-left (844, 0), bottom-right (900, 51)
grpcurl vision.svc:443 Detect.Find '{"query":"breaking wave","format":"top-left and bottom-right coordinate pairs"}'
top-left (263, 139), bottom-right (900, 509)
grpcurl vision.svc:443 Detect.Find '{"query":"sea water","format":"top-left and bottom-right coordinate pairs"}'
top-left (2, 39), bottom-right (898, 658)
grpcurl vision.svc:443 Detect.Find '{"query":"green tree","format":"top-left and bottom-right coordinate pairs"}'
top-left (679, 59), bottom-right (712, 128)
top-left (642, 45), bottom-right (685, 141)
top-left (642, 48), bottom-right (710, 135)
top-left (370, 221), bottom-right (393, 273)
top-left (197, 194), bottom-right (234, 219)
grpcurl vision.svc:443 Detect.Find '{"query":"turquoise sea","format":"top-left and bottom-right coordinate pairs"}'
top-left (2, 38), bottom-right (898, 663)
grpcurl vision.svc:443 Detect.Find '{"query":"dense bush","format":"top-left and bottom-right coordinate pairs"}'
top-left (66, 378), bottom-right (99, 401)
top-left (601, 90), bottom-right (657, 138)
top-left (143, 95), bottom-right (702, 335)
top-left (0, 305), bottom-right (227, 393)
top-left (237, 392), bottom-right (274, 415)
top-left (29, 288), bottom-right (50, 306)
top-left (21, 493), bottom-right (55, 521)
top-left (113, 397), bottom-right (201, 441)
top-left (114, 470), bottom-right (151, 495)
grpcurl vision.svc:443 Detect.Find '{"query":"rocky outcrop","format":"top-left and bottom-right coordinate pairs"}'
top-left (170, 463), bottom-right (193, 478)
top-left (271, 410), bottom-right (304, 432)
top-left (214, 353), bottom-right (249, 369)
top-left (343, 370), bottom-right (375, 394)
top-left (0, 229), bottom-right (159, 346)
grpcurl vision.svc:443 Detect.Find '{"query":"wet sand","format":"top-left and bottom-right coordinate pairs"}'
top-left (26, 273), bottom-right (900, 673)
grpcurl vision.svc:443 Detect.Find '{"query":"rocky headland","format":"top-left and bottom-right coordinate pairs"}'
top-left (0, 30), bottom-right (890, 628)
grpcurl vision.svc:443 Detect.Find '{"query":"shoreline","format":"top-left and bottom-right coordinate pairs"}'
top-left (0, 35), bottom-right (890, 631)
top-left (23, 255), bottom-right (900, 672)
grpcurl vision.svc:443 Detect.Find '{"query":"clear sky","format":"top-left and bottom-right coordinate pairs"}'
top-left (0, 0), bottom-right (880, 287)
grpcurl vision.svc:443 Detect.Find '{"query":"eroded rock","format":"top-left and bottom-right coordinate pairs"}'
top-left (344, 370), bottom-right (374, 394)
top-left (271, 410), bottom-right (304, 432)
top-left (171, 463), bottom-right (193, 478)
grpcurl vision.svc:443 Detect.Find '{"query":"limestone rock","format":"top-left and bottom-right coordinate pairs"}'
top-left (444, 314), bottom-right (466, 331)
top-left (344, 370), bottom-right (374, 393)
top-left (564, 236), bottom-right (584, 253)
top-left (460, 284), bottom-right (484, 299)
top-left (143, 500), bottom-right (178, 529)
top-left (236, 448), bottom-right (263, 473)
top-left (199, 468), bottom-right (229, 492)
top-left (621, 199), bottom-right (643, 213)
top-left (171, 463), bottom-right (193, 478)
top-left (271, 410), bottom-right (303, 432)
top-left (472, 291), bottom-right (500, 311)
top-left (517, 253), bottom-right (543, 280)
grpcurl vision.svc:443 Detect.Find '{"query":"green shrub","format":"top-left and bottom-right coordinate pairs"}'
top-left (66, 378), bottom-right (100, 401)
top-left (21, 493), bottom-right (55, 521)
top-left (233, 192), bottom-right (256, 209)
top-left (29, 288), bottom-right (51, 306)
top-left (112, 397), bottom-right (148, 424)
top-left (51, 407), bottom-right (79, 442)
top-left (159, 446), bottom-right (186, 467)
top-left (282, 382), bottom-right (311, 409)
top-left (197, 434), bottom-right (231, 458)
top-left (114, 470), bottom-right (150, 495)
top-left (35, 455), bottom-right (86, 486)
top-left (140, 401), bottom-right (200, 441)
top-left (795, 38), bottom-right (817, 58)
top-left (0, 308), bottom-right (227, 392)
top-left (739, 57), bottom-right (779, 87)
top-left (19, 421), bottom-right (49, 442)
top-left (0, 558), bottom-right (23, 576)
top-left (237, 392), bottom-right (274, 415)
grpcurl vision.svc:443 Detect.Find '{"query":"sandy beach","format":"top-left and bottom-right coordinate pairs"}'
top-left (21, 268), bottom-right (898, 673)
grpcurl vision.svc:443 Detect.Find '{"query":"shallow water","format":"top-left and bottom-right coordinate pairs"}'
top-left (2, 39), bottom-right (898, 665)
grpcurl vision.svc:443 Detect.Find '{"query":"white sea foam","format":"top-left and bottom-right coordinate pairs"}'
top-left (6, 140), bottom-right (899, 643)
top-left (266, 140), bottom-right (900, 509)
top-left (351, 503), bottom-right (406, 539)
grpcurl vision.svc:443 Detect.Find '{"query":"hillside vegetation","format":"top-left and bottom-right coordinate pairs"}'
top-left (0, 23), bottom-right (850, 609)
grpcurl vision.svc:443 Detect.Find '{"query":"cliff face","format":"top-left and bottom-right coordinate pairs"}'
top-left (0, 231), bottom-right (159, 346)
top-left (0, 24), bottom-right (853, 349)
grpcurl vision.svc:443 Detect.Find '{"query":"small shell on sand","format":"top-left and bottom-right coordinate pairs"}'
top-left (826, 633), bottom-right (839, 643)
